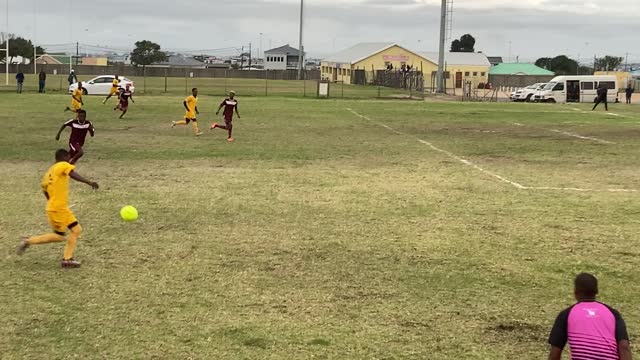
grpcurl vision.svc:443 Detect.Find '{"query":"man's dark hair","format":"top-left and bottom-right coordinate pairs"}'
top-left (77, 109), bottom-right (86, 115)
top-left (192, 87), bottom-right (197, 92)
top-left (55, 149), bottom-right (70, 162)
top-left (575, 273), bottom-right (598, 298)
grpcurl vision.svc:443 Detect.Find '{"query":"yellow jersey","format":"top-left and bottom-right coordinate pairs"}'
top-left (185, 95), bottom-right (198, 118)
top-left (112, 78), bottom-right (119, 88)
top-left (72, 88), bottom-right (83, 103)
top-left (41, 161), bottom-right (75, 212)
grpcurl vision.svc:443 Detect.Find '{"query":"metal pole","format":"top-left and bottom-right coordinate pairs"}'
top-left (297, 0), bottom-right (304, 80)
top-left (5, 0), bottom-right (9, 85)
top-left (436, 0), bottom-right (447, 93)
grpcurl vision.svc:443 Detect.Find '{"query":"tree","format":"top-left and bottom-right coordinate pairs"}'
top-left (0, 34), bottom-right (45, 63)
top-left (534, 55), bottom-right (578, 75)
top-left (130, 40), bottom-right (167, 68)
top-left (595, 56), bottom-right (623, 71)
top-left (451, 34), bottom-right (476, 53)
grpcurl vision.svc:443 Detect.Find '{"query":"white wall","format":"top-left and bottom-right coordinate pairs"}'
top-left (265, 52), bottom-right (287, 70)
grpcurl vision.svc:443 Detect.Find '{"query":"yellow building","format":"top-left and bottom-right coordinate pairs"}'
top-left (81, 57), bottom-right (108, 66)
top-left (594, 71), bottom-right (633, 89)
top-left (321, 43), bottom-right (490, 90)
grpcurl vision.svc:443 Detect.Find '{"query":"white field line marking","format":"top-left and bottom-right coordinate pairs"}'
top-left (548, 129), bottom-right (615, 144)
top-left (607, 112), bottom-right (623, 117)
top-left (513, 122), bottom-right (615, 144)
top-left (347, 108), bottom-right (526, 189)
top-left (346, 109), bottom-right (637, 193)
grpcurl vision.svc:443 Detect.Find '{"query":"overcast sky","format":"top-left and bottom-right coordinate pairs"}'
top-left (3, 0), bottom-right (639, 63)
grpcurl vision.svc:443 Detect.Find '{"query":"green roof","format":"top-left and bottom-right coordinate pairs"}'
top-left (489, 63), bottom-right (554, 76)
top-left (50, 55), bottom-right (73, 65)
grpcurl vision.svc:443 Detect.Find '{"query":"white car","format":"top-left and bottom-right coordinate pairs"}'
top-left (512, 83), bottom-right (546, 102)
top-left (69, 75), bottom-right (135, 95)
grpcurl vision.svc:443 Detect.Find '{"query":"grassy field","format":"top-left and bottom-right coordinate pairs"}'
top-left (1, 92), bottom-right (639, 359)
top-left (0, 73), bottom-right (423, 99)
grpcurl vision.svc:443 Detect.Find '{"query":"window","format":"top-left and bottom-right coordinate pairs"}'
top-left (553, 83), bottom-right (564, 91)
top-left (581, 82), bottom-right (594, 90)
top-left (473, 72), bottom-right (478, 76)
top-left (464, 72), bottom-right (470, 76)
top-left (481, 72), bottom-right (486, 76)
top-left (598, 81), bottom-right (616, 90)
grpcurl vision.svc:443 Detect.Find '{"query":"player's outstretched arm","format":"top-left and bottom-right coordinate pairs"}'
top-left (130, 94), bottom-right (135, 103)
top-left (70, 171), bottom-right (99, 190)
top-left (183, 101), bottom-right (189, 112)
top-left (216, 102), bottom-right (224, 115)
top-left (89, 124), bottom-right (95, 137)
top-left (195, 106), bottom-right (199, 115)
top-left (235, 105), bottom-right (240, 119)
top-left (55, 123), bottom-right (68, 141)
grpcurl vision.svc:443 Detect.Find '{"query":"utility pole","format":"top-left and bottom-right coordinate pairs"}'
top-left (625, 52), bottom-right (629, 72)
top-left (76, 41), bottom-right (79, 65)
top-left (435, 0), bottom-right (447, 93)
top-left (240, 46), bottom-right (244, 69)
top-left (249, 42), bottom-right (252, 68)
top-left (297, 0), bottom-right (304, 80)
top-left (5, 0), bottom-right (9, 85)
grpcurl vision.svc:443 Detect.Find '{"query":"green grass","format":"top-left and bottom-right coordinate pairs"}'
top-left (0, 73), bottom-right (422, 99)
top-left (1, 93), bottom-right (640, 359)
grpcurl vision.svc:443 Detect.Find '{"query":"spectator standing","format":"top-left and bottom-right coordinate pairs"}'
top-left (626, 84), bottom-right (634, 105)
top-left (38, 70), bottom-right (47, 93)
top-left (15, 71), bottom-right (25, 93)
top-left (68, 70), bottom-right (77, 85)
top-left (548, 273), bottom-right (632, 360)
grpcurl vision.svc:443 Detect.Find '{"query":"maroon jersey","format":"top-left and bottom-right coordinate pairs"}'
top-left (119, 90), bottom-right (132, 106)
top-left (220, 98), bottom-right (238, 120)
top-left (64, 119), bottom-right (93, 146)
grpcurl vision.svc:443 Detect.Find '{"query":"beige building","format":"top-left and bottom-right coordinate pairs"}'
top-left (321, 43), bottom-right (491, 90)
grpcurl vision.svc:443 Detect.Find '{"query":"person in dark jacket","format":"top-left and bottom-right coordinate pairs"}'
top-left (15, 72), bottom-right (25, 93)
top-left (38, 70), bottom-right (47, 93)
top-left (592, 83), bottom-right (609, 111)
top-left (68, 70), bottom-right (77, 85)
top-left (626, 84), bottom-right (634, 104)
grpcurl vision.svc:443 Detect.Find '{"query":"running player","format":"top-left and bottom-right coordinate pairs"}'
top-left (65, 82), bottom-right (84, 114)
top-left (17, 149), bottom-right (99, 268)
top-left (114, 84), bottom-right (134, 119)
top-left (102, 75), bottom-right (121, 104)
top-left (56, 109), bottom-right (95, 164)
top-left (210, 91), bottom-right (240, 142)
top-left (171, 88), bottom-right (203, 136)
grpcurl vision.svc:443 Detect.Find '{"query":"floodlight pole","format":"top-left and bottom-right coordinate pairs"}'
top-left (5, 0), bottom-right (9, 85)
top-left (436, 0), bottom-right (447, 93)
top-left (297, 0), bottom-right (304, 80)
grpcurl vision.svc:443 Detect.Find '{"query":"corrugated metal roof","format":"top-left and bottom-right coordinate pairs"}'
top-left (489, 63), bottom-right (555, 76)
top-left (322, 43), bottom-right (395, 64)
top-left (420, 52), bottom-right (491, 66)
top-left (265, 44), bottom-right (300, 55)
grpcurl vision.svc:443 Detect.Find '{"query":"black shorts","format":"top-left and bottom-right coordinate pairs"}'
top-left (185, 118), bottom-right (197, 124)
top-left (69, 142), bottom-right (83, 156)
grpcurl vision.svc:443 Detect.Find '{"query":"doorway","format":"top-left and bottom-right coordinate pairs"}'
top-left (567, 80), bottom-right (580, 102)
top-left (455, 72), bottom-right (463, 89)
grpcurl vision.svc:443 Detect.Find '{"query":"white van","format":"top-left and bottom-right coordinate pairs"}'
top-left (535, 76), bottom-right (618, 103)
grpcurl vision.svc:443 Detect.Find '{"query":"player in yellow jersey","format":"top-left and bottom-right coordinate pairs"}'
top-left (102, 75), bottom-right (120, 104)
top-left (17, 149), bottom-right (99, 268)
top-left (171, 88), bottom-right (203, 136)
top-left (65, 82), bottom-right (85, 114)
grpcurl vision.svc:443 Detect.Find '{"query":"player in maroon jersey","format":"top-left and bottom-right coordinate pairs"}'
top-left (114, 84), bottom-right (134, 119)
top-left (210, 91), bottom-right (240, 142)
top-left (55, 110), bottom-right (95, 164)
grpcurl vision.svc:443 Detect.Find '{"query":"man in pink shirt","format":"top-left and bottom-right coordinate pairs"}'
top-left (548, 273), bottom-right (632, 360)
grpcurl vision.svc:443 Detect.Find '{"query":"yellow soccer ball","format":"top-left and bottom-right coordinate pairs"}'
top-left (120, 205), bottom-right (138, 222)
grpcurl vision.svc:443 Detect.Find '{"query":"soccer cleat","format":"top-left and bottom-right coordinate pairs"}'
top-left (227, 137), bottom-right (234, 142)
top-left (210, 123), bottom-right (218, 130)
top-left (195, 132), bottom-right (204, 136)
top-left (171, 121), bottom-right (176, 128)
top-left (16, 238), bottom-right (29, 255)
top-left (61, 259), bottom-right (81, 268)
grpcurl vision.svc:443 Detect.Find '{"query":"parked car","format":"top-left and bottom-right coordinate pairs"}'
top-left (69, 75), bottom-right (135, 95)
top-left (511, 83), bottom-right (546, 102)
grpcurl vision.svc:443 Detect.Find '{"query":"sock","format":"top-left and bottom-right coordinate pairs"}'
top-left (28, 233), bottom-right (65, 245)
top-left (192, 122), bottom-right (200, 134)
top-left (175, 120), bottom-right (188, 126)
top-left (63, 225), bottom-right (82, 261)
